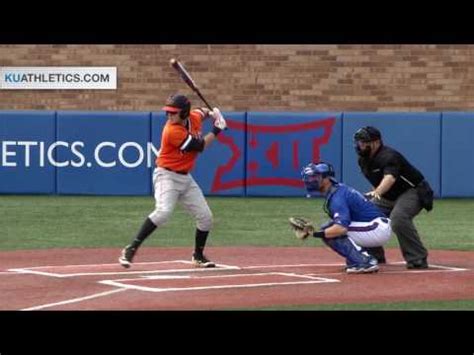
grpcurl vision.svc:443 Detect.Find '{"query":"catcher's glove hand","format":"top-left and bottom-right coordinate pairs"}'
top-left (289, 217), bottom-right (315, 240)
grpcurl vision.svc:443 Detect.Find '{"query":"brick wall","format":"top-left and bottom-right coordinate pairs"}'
top-left (1, 44), bottom-right (473, 112)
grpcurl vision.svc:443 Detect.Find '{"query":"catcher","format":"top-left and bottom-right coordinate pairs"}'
top-left (289, 161), bottom-right (392, 274)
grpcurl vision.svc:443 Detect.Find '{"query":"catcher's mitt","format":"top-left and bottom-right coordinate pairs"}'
top-left (289, 217), bottom-right (315, 240)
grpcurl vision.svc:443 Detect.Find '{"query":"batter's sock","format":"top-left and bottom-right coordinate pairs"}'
top-left (194, 229), bottom-right (209, 256)
top-left (130, 218), bottom-right (157, 249)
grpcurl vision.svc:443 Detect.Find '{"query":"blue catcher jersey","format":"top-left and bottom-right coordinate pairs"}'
top-left (324, 183), bottom-right (385, 228)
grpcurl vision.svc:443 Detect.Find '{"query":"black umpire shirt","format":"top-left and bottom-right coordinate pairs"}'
top-left (358, 145), bottom-right (425, 201)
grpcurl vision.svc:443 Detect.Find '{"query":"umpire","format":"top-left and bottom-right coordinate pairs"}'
top-left (353, 126), bottom-right (434, 269)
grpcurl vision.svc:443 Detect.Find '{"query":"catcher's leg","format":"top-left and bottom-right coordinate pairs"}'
top-left (366, 198), bottom-right (394, 264)
top-left (322, 236), bottom-right (378, 273)
top-left (347, 217), bottom-right (392, 264)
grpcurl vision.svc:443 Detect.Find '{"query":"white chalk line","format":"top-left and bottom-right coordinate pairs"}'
top-left (303, 262), bottom-right (469, 276)
top-left (388, 261), bottom-right (468, 272)
top-left (6, 260), bottom-right (240, 278)
top-left (7, 268), bottom-right (66, 278)
top-left (117, 272), bottom-right (330, 282)
top-left (21, 288), bottom-right (127, 311)
top-left (10, 260), bottom-right (469, 310)
top-left (242, 263), bottom-right (344, 269)
top-left (99, 274), bottom-right (340, 293)
top-left (13, 260), bottom-right (188, 270)
top-left (99, 272), bottom-right (340, 293)
top-left (6, 261), bottom-right (469, 279)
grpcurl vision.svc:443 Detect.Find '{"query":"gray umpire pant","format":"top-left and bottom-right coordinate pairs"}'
top-left (374, 188), bottom-right (428, 263)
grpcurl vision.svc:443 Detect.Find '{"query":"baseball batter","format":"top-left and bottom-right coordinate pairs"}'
top-left (119, 94), bottom-right (227, 268)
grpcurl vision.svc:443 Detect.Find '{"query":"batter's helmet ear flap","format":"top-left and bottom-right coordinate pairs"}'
top-left (179, 98), bottom-right (190, 119)
top-left (163, 94), bottom-right (191, 119)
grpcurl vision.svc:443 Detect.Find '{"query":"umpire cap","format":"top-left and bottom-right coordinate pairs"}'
top-left (353, 126), bottom-right (382, 143)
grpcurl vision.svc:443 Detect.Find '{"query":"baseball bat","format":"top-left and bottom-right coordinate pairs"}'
top-left (170, 58), bottom-right (213, 110)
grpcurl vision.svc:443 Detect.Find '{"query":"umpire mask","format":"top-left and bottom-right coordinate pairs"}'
top-left (353, 126), bottom-right (382, 157)
top-left (355, 142), bottom-right (372, 157)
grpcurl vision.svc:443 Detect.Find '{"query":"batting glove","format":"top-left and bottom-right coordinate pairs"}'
top-left (212, 107), bottom-right (227, 130)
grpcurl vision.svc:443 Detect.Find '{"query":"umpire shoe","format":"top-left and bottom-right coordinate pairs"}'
top-left (406, 257), bottom-right (428, 270)
top-left (192, 253), bottom-right (216, 268)
top-left (119, 245), bottom-right (137, 268)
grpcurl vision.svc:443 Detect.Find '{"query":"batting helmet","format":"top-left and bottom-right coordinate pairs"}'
top-left (162, 94), bottom-right (191, 119)
top-left (301, 161), bottom-right (337, 194)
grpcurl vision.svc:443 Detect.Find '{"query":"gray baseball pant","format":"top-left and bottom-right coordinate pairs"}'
top-left (375, 188), bottom-right (428, 263)
top-left (148, 167), bottom-right (213, 231)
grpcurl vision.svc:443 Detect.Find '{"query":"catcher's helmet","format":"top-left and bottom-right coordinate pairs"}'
top-left (301, 161), bottom-right (337, 194)
top-left (162, 94), bottom-right (191, 119)
top-left (353, 126), bottom-right (382, 143)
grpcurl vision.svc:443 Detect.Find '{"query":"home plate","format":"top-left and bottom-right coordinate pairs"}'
top-left (99, 272), bottom-right (339, 293)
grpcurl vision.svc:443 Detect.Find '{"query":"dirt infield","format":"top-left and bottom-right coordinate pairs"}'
top-left (0, 246), bottom-right (472, 310)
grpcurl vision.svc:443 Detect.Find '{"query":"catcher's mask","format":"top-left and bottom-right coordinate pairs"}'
top-left (162, 94), bottom-right (191, 120)
top-left (353, 126), bottom-right (382, 157)
top-left (301, 161), bottom-right (337, 195)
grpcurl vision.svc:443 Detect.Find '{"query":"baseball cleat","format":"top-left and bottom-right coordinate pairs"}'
top-left (119, 245), bottom-right (137, 268)
top-left (191, 253), bottom-right (216, 268)
top-left (346, 256), bottom-right (379, 274)
top-left (346, 264), bottom-right (379, 274)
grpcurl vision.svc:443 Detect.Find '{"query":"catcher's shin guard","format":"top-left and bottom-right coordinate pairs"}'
top-left (322, 236), bottom-right (373, 267)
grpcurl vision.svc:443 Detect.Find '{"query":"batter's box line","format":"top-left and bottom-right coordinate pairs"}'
top-left (7, 260), bottom-right (241, 278)
top-left (302, 262), bottom-right (469, 277)
top-left (98, 272), bottom-right (340, 293)
top-left (240, 262), bottom-right (469, 272)
top-left (388, 261), bottom-right (468, 272)
top-left (119, 272), bottom-right (334, 282)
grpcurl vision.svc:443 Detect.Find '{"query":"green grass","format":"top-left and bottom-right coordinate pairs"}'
top-left (0, 195), bottom-right (472, 251)
top-left (256, 299), bottom-right (474, 310)
top-left (1, 195), bottom-right (472, 310)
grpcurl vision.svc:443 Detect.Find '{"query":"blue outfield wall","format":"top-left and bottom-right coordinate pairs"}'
top-left (56, 111), bottom-right (152, 195)
top-left (0, 111), bottom-right (56, 194)
top-left (192, 112), bottom-right (247, 196)
top-left (245, 112), bottom-right (342, 196)
top-left (441, 112), bottom-right (474, 197)
top-left (0, 110), bottom-right (472, 197)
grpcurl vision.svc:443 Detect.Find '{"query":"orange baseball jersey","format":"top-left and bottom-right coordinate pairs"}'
top-left (156, 110), bottom-right (204, 173)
